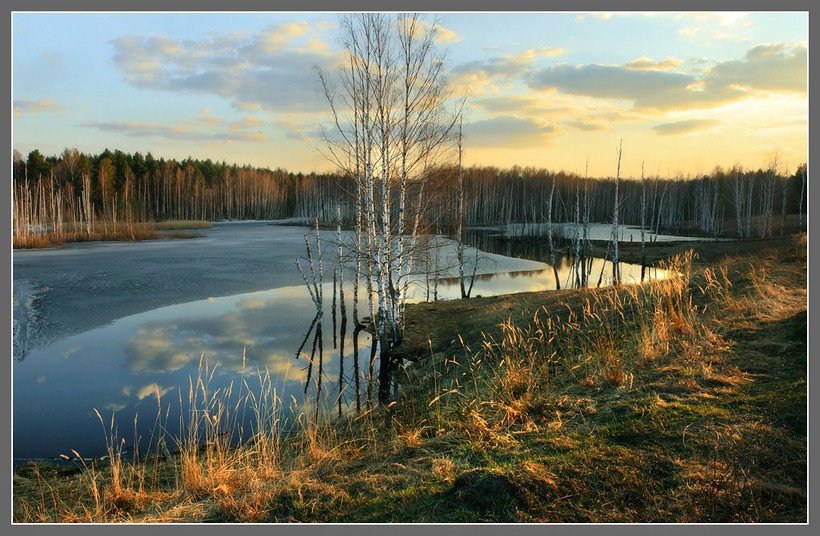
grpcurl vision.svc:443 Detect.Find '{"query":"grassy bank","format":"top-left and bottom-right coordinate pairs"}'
top-left (12, 220), bottom-right (212, 249)
top-left (13, 234), bottom-right (807, 523)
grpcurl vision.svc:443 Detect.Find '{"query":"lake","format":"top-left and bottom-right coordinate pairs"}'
top-left (12, 222), bottom-right (667, 463)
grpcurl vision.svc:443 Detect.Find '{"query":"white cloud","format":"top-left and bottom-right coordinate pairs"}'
top-left (464, 116), bottom-right (556, 148)
top-left (136, 383), bottom-right (174, 401)
top-left (527, 43), bottom-right (806, 111)
top-left (575, 13), bottom-right (614, 22)
top-left (111, 21), bottom-right (339, 113)
top-left (83, 120), bottom-right (267, 143)
top-left (13, 98), bottom-right (59, 117)
top-left (436, 26), bottom-right (462, 44)
top-left (624, 56), bottom-right (684, 71)
top-left (653, 119), bottom-right (722, 136)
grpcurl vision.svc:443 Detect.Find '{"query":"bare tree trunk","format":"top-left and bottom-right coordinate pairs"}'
top-left (582, 162), bottom-right (591, 287)
top-left (732, 169), bottom-right (745, 238)
top-left (547, 172), bottom-right (560, 289)
top-left (780, 176), bottom-right (789, 237)
top-left (318, 13), bottom-right (461, 406)
top-left (799, 166), bottom-right (806, 231)
top-left (611, 140), bottom-right (623, 286)
top-left (573, 163), bottom-right (582, 288)
top-left (640, 161), bottom-right (646, 282)
top-left (456, 119), bottom-right (469, 298)
top-left (745, 173), bottom-right (754, 239)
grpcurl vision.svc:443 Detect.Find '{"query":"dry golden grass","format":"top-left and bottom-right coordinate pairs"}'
top-left (13, 220), bottom-right (212, 248)
top-left (13, 234), bottom-right (807, 523)
top-left (153, 220), bottom-right (213, 230)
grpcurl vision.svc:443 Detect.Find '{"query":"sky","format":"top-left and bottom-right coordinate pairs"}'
top-left (12, 11), bottom-right (808, 179)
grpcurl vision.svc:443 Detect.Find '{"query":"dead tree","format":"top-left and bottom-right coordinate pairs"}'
top-left (799, 165), bottom-right (806, 231)
top-left (573, 163), bottom-right (582, 288)
top-left (640, 162), bottom-right (646, 282)
top-left (611, 140), bottom-right (623, 286)
top-left (780, 176), bottom-right (790, 237)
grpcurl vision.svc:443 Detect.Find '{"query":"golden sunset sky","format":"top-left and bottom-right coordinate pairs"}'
top-left (12, 11), bottom-right (808, 178)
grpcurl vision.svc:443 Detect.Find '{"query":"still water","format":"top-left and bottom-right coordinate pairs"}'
top-left (12, 226), bottom-right (664, 462)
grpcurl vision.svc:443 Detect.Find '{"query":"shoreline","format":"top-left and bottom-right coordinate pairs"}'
top-left (12, 233), bottom-right (807, 522)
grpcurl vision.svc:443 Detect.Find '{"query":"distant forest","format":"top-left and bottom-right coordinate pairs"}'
top-left (12, 147), bottom-right (807, 240)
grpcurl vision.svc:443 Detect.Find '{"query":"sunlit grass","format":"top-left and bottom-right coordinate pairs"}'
top-left (153, 220), bottom-right (213, 231)
top-left (13, 234), bottom-right (806, 523)
top-left (12, 220), bottom-right (212, 248)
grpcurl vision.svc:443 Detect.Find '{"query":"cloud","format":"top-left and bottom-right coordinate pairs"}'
top-left (83, 120), bottom-right (267, 143)
top-left (229, 116), bottom-right (263, 130)
top-left (575, 13), bottom-right (614, 22)
top-left (464, 116), bottom-right (556, 148)
top-left (473, 95), bottom-right (547, 115)
top-left (676, 13), bottom-right (753, 42)
top-left (276, 113), bottom-right (325, 142)
top-left (315, 19), bottom-right (337, 32)
top-left (708, 43), bottom-right (806, 93)
top-left (527, 43), bottom-right (806, 111)
top-left (396, 16), bottom-right (461, 45)
top-left (448, 69), bottom-right (500, 96)
top-left (60, 345), bottom-right (81, 359)
top-left (473, 93), bottom-right (644, 134)
top-left (677, 12), bottom-right (748, 26)
top-left (13, 98), bottom-right (58, 117)
top-left (436, 26), bottom-right (462, 44)
top-left (623, 56), bottom-right (684, 71)
top-left (195, 108), bottom-right (224, 127)
top-left (237, 101), bottom-right (263, 111)
top-left (565, 121), bottom-right (608, 132)
top-left (244, 21), bottom-right (309, 55)
top-left (528, 63), bottom-right (694, 105)
top-left (450, 47), bottom-right (565, 95)
top-left (136, 383), bottom-right (174, 401)
top-left (653, 119), bottom-right (722, 136)
top-left (111, 21), bottom-right (339, 113)
top-left (123, 287), bottom-right (320, 377)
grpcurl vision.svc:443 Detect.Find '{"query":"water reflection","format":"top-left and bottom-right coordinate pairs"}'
top-left (13, 284), bottom-right (374, 461)
top-left (13, 239), bottom-right (667, 462)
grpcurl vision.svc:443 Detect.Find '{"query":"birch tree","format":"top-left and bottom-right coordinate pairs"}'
top-left (640, 162), bottom-right (646, 282)
top-left (611, 140), bottom-right (623, 286)
top-left (547, 172), bottom-right (560, 289)
top-left (798, 164), bottom-right (806, 231)
top-left (317, 13), bottom-right (462, 405)
top-left (572, 163), bottom-right (582, 288)
top-left (456, 119), bottom-right (470, 298)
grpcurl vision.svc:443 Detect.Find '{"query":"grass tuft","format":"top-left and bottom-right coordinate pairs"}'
top-left (13, 235), bottom-right (806, 523)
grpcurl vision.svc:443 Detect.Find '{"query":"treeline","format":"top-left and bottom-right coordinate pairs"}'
top-left (432, 163), bottom-right (807, 239)
top-left (12, 148), bottom-right (353, 224)
top-left (12, 148), bottom-right (807, 247)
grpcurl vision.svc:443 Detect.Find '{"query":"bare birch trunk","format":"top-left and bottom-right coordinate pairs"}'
top-left (799, 167), bottom-right (806, 231)
top-left (611, 140), bottom-right (623, 286)
top-left (640, 162), bottom-right (646, 282)
top-left (456, 120), bottom-right (468, 298)
top-left (547, 172), bottom-right (560, 289)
